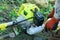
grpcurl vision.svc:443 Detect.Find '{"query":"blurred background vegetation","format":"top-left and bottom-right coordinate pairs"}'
top-left (0, 0), bottom-right (55, 40)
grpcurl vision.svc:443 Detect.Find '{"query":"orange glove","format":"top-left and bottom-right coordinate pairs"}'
top-left (45, 17), bottom-right (59, 30)
top-left (48, 8), bottom-right (54, 18)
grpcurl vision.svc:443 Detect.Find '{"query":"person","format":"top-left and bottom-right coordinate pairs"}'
top-left (45, 0), bottom-right (60, 31)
